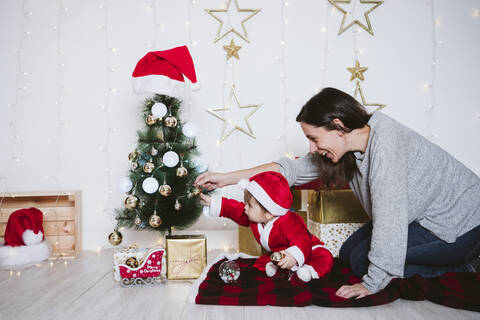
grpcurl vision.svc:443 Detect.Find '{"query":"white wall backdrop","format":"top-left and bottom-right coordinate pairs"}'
top-left (1, 0), bottom-right (479, 251)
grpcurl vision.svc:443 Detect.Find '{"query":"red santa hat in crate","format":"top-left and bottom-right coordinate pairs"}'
top-left (0, 207), bottom-right (51, 269)
top-left (131, 45), bottom-right (199, 97)
top-left (239, 171), bottom-right (293, 216)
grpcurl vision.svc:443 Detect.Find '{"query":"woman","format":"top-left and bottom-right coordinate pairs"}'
top-left (195, 87), bottom-right (480, 299)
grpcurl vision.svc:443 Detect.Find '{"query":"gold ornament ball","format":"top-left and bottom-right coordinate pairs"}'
top-left (191, 186), bottom-right (202, 197)
top-left (124, 195), bottom-right (138, 210)
top-left (134, 215), bottom-right (142, 226)
top-left (108, 230), bottom-right (123, 246)
top-left (176, 166), bottom-right (188, 177)
top-left (149, 214), bottom-right (162, 227)
top-left (125, 257), bottom-right (139, 268)
top-left (164, 116), bottom-right (177, 128)
top-left (128, 151), bottom-right (137, 161)
top-left (174, 200), bottom-right (182, 211)
top-left (146, 114), bottom-right (157, 126)
top-left (129, 161), bottom-right (138, 170)
top-left (270, 251), bottom-right (285, 265)
top-left (159, 184), bottom-right (172, 197)
top-left (143, 161), bottom-right (155, 174)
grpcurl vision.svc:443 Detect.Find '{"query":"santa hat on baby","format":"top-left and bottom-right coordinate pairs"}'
top-left (0, 208), bottom-right (51, 269)
top-left (239, 171), bottom-right (293, 216)
top-left (131, 45), bottom-right (199, 97)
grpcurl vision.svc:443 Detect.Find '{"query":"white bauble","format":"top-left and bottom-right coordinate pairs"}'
top-left (163, 151), bottom-right (179, 167)
top-left (192, 157), bottom-right (208, 173)
top-left (182, 123), bottom-right (197, 138)
top-left (142, 177), bottom-right (159, 194)
top-left (151, 102), bottom-right (167, 119)
top-left (118, 177), bottom-right (133, 193)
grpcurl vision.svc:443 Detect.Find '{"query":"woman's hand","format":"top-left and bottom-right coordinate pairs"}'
top-left (277, 251), bottom-right (297, 269)
top-left (198, 193), bottom-right (211, 206)
top-left (335, 283), bottom-right (371, 299)
top-left (194, 171), bottom-right (229, 191)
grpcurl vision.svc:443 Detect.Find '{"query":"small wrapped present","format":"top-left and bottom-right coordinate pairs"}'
top-left (113, 244), bottom-right (166, 281)
top-left (166, 235), bottom-right (207, 279)
top-left (307, 190), bottom-right (370, 257)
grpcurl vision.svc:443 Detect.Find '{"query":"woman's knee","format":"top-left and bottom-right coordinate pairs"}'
top-left (347, 242), bottom-right (370, 277)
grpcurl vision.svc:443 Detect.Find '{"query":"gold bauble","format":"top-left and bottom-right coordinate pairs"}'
top-left (129, 161), bottom-right (138, 170)
top-left (143, 161), bottom-right (154, 174)
top-left (124, 195), bottom-right (138, 210)
top-left (176, 166), bottom-right (188, 177)
top-left (159, 184), bottom-right (172, 197)
top-left (108, 230), bottom-right (123, 246)
top-left (134, 215), bottom-right (141, 226)
top-left (149, 214), bottom-right (162, 227)
top-left (270, 252), bottom-right (285, 265)
top-left (174, 199), bottom-right (182, 211)
top-left (146, 114), bottom-right (157, 126)
top-left (128, 151), bottom-right (137, 161)
top-left (191, 186), bottom-right (202, 197)
top-left (164, 116), bottom-right (177, 128)
top-left (125, 257), bottom-right (139, 268)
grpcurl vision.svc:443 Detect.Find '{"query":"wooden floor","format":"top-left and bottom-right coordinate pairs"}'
top-left (0, 250), bottom-right (478, 320)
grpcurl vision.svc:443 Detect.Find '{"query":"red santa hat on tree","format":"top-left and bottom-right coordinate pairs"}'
top-left (131, 45), bottom-right (199, 97)
top-left (0, 208), bottom-right (51, 268)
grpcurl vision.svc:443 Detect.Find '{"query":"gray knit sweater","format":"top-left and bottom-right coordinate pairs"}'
top-left (276, 111), bottom-right (480, 294)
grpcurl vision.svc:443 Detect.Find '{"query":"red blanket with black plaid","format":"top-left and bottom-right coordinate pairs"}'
top-left (192, 257), bottom-right (480, 311)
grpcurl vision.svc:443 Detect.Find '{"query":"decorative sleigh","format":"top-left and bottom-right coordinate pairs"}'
top-left (118, 247), bottom-right (166, 287)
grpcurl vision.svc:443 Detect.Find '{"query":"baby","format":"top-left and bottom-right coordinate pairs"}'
top-left (199, 171), bottom-right (333, 282)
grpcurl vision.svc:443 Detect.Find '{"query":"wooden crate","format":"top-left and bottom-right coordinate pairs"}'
top-left (0, 191), bottom-right (81, 259)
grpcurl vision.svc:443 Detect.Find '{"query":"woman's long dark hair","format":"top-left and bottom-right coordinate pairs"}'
top-left (296, 87), bottom-right (371, 188)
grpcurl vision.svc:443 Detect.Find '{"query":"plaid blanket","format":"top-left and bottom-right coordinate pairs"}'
top-left (191, 256), bottom-right (480, 311)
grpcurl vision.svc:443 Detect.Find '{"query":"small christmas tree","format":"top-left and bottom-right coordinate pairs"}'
top-left (111, 46), bottom-right (204, 240)
top-left (115, 94), bottom-right (204, 234)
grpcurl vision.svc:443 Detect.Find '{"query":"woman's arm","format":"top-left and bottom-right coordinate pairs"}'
top-left (194, 162), bottom-right (279, 190)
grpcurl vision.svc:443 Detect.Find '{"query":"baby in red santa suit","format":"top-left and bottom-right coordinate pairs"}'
top-left (199, 171), bottom-right (333, 282)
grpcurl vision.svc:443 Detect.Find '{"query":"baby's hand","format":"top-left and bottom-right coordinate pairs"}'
top-left (277, 250), bottom-right (297, 269)
top-left (198, 193), bottom-right (211, 206)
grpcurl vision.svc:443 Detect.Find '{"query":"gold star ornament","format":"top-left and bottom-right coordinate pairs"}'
top-left (223, 39), bottom-right (242, 60)
top-left (354, 81), bottom-right (386, 112)
top-left (207, 85), bottom-right (262, 143)
top-left (328, 0), bottom-right (383, 36)
top-left (205, 0), bottom-right (261, 43)
top-left (347, 59), bottom-right (368, 81)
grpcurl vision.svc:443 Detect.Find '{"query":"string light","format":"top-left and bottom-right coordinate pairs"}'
top-left (278, 0), bottom-right (292, 158)
top-left (425, 0), bottom-right (439, 140)
top-left (100, 0), bottom-right (116, 235)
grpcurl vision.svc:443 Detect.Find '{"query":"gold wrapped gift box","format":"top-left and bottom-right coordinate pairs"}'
top-left (166, 235), bottom-right (207, 279)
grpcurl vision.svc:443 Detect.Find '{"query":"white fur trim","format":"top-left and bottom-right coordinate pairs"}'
top-left (0, 240), bottom-right (51, 269)
top-left (265, 262), bottom-right (277, 277)
top-left (259, 217), bottom-right (278, 252)
top-left (22, 230), bottom-right (43, 246)
top-left (237, 178), bottom-right (249, 190)
top-left (209, 195), bottom-right (222, 217)
top-left (132, 74), bottom-right (186, 97)
top-left (187, 252), bottom-right (258, 304)
top-left (285, 245), bottom-right (305, 271)
top-left (312, 244), bottom-right (327, 251)
top-left (246, 181), bottom-right (288, 216)
top-left (296, 265), bottom-right (312, 282)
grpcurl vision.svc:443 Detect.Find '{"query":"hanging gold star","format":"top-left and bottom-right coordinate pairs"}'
top-left (205, 0), bottom-right (261, 43)
top-left (223, 39), bottom-right (242, 60)
top-left (328, 0), bottom-right (384, 36)
top-left (347, 59), bottom-right (368, 81)
top-left (354, 80), bottom-right (386, 111)
top-left (207, 85), bottom-right (262, 143)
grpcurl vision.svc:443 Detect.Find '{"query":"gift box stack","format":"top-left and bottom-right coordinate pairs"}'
top-left (306, 188), bottom-right (370, 257)
top-left (113, 235), bottom-right (207, 282)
